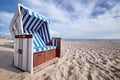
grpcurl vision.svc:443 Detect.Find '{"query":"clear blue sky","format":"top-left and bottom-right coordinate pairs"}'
top-left (0, 0), bottom-right (120, 39)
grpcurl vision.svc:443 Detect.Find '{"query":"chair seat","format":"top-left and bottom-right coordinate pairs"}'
top-left (34, 46), bottom-right (56, 52)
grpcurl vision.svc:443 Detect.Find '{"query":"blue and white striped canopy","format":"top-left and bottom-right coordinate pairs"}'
top-left (20, 5), bottom-right (52, 23)
top-left (19, 4), bottom-right (56, 52)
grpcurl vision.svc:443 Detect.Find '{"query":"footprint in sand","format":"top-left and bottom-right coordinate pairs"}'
top-left (0, 69), bottom-right (3, 73)
top-left (10, 73), bottom-right (26, 80)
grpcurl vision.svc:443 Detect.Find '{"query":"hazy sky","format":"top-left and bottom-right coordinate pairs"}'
top-left (0, 0), bottom-right (120, 39)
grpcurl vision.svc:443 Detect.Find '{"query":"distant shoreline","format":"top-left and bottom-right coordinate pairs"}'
top-left (1, 35), bottom-right (120, 42)
top-left (63, 39), bottom-right (120, 42)
top-left (0, 36), bottom-right (12, 40)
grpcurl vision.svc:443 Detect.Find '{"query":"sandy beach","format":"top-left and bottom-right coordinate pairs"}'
top-left (0, 38), bottom-right (120, 80)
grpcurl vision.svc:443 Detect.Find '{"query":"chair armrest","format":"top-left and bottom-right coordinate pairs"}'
top-left (15, 34), bottom-right (33, 38)
top-left (52, 37), bottom-right (61, 57)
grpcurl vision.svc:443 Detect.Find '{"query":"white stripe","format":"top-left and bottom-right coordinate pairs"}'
top-left (39, 15), bottom-right (42, 20)
top-left (41, 26), bottom-right (46, 43)
top-left (48, 47), bottom-right (50, 50)
top-left (44, 23), bottom-right (48, 43)
top-left (22, 12), bottom-right (26, 18)
top-left (24, 16), bottom-right (34, 29)
top-left (29, 18), bottom-right (38, 30)
top-left (34, 12), bottom-right (37, 17)
top-left (22, 38), bottom-right (27, 70)
top-left (23, 14), bottom-right (29, 25)
top-left (32, 19), bottom-right (40, 31)
top-left (29, 30), bottom-right (39, 47)
top-left (36, 32), bottom-right (45, 46)
top-left (39, 48), bottom-right (42, 52)
top-left (26, 30), bottom-right (35, 47)
top-left (33, 31), bottom-right (43, 46)
top-left (36, 20), bottom-right (44, 31)
top-left (33, 49), bottom-right (36, 52)
top-left (28, 10), bottom-right (32, 15)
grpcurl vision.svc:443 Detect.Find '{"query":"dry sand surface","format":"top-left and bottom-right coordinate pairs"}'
top-left (0, 38), bottom-right (120, 80)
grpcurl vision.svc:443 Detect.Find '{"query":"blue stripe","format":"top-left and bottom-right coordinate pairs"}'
top-left (33, 32), bottom-right (43, 46)
top-left (34, 46), bottom-right (56, 52)
top-left (36, 48), bottom-right (39, 52)
top-left (27, 17), bottom-right (36, 30)
top-left (36, 32), bottom-right (46, 46)
top-left (20, 6), bottom-right (23, 11)
top-left (32, 31), bottom-right (43, 47)
top-left (46, 46), bottom-right (48, 50)
top-left (33, 20), bottom-right (40, 31)
top-left (54, 39), bottom-right (56, 46)
top-left (40, 29), bottom-right (42, 37)
top-left (41, 26), bottom-right (44, 42)
top-left (32, 12), bottom-right (35, 16)
top-left (36, 14), bottom-right (40, 18)
top-left (23, 15), bottom-right (31, 29)
top-left (35, 32), bottom-right (43, 46)
top-left (41, 47), bottom-right (44, 51)
top-left (38, 29), bottom-right (42, 40)
top-left (27, 30), bottom-right (38, 47)
top-left (35, 20), bottom-right (42, 31)
top-left (22, 12), bottom-right (27, 20)
top-left (44, 23), bottom-right (48, 43)
top-left (25, 30), bottom-right (37, 47)
top-left (45, 23), bottom-right (50, 42)
top-left (42, 24), bottom-right (47, 43)
top-left (32, 19), bottom-right (40, 31)
top-left (33, 40), bottom-right (37, 48)
top-left (31, 18), bottom-right (39, 30)
top-left (44, 23), bottom-right (50, 43)
top-left (36, 20), bottom-right (44, 31)
top-left (41, 26), bottom-right (45, 42)
top-left (30, 31), bottom-right (40, 47)
top-left (20, 5), bottom-right (52, 23)
top-left (40, 26), bottom-right (43, 40)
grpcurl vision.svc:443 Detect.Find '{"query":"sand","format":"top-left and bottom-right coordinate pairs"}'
top-left (0, 38), bottom-right (120, 80)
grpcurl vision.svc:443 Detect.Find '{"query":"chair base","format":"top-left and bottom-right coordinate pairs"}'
top-left (33, 57), bottom-right (59, 74)
top-left (33, 49), bottom-right (56, 67)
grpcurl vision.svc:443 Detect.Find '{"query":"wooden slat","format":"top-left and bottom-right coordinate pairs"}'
top-left (28, 38), bottom-right (33, 74)
top-left (33, 57), bottom-right (59, 74)
top-left (14, 38), bottom-right (19, 67)
top-left (18, 38), bottom-right (23, 68)
top-left (56, 38), bottom-right (61, 57)
top-left (33, 53), bottom-right (38, 67)
top-left (22, 38), bottom-right (27, 70)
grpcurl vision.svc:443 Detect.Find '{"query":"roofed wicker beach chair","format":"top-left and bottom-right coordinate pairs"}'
top-left (9, 4), bottom-right (61, 74)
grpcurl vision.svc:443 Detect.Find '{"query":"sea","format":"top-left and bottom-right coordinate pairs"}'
top-left (63, 39), bottom-right (120, 43)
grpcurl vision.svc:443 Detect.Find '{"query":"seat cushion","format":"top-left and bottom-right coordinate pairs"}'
top-left (34, 46), bottom-right (56, 52)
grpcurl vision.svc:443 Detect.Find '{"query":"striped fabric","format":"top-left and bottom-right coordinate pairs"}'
top-left (20, 5), bottom-right (56, 52)
top-left (52, 38), bottom-right (57, 46)
top-left (21, 5), bottom-right (51, 44)
top-left (34, 46), bottom-right (56, 52)
top-left (24, 30), bottom-right (56, 52)
top-left (38, 23), bottom-right (50, 44)
top-left (24, 30), bottom-right (45, 47)
top-left (20, 6), bottom-right (52, 23)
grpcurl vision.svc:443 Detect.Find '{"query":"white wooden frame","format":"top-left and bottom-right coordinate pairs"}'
top-left (9, 4), bottom-right (61, 74)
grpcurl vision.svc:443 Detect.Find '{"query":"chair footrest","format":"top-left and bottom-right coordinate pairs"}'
top-left (33, 57), bottom-right (59, 74)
